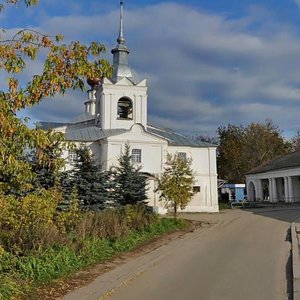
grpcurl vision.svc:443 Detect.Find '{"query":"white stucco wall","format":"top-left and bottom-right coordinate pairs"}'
top-left (96, 78), bottom-right (148, 130)
top-left (99, 125), bottom-right (218, 213)
top-left (104, 124), bottom-right (167, 173)
top-left (55, 120), bottom-right (219, 213)
top-left (167, 146), bottom-right (219, 213)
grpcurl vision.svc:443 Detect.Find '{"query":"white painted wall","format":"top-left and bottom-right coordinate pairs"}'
top-left (96, 78), bottom-right (148, 130)
top-left (167, 146), bottom-right (219, 212)
top-left (106, 138), bottom-right (167, 175)
top-left (57, 126), bottom-right (218, 213)
top-left (99, 125), bottom-right (218, 213)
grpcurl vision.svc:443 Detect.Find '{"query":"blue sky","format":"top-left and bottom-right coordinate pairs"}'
top-left (2, 0), bottom-right (300, 137)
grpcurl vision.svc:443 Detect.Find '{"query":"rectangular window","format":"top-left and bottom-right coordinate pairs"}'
top-left (132, 149), bottom-right (142, 163)
top-left (193, 186), bottom-right (201, 193)
top-left (68, 150), bottom-right (77, 164)
top-left (178, 152), bottom-right (187, 161)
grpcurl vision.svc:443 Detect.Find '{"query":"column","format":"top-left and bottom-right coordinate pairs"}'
top-left (284, 177), bottom-right (289, 203)
top-left (272, 178), bottom-right (278, 202)
top-left (269, 178), bottom-right (274, 202)
top-left (257, 180), bottom-right (263, 201)
top-left (288, 176), bottom-right (294, 203)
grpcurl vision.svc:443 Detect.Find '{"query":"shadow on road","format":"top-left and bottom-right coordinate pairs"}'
top-left (235, 205), bottom-right (300, 223)
top-left (285, 228), bottom-right (293, 300)
top-left (286, 248), bottom-right (293, 300)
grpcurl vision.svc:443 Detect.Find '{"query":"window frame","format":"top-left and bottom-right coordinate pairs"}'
top-left (193, 186), bottom-right (201, 193)
top-left (178, 152), bottom-right (187, 161)
top-left (68, 149), bottom-right (77, 164)
top-left (131, 148), bottom-right (142, 163)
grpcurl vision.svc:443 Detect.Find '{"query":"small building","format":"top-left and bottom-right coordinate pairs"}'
top-left (220, 184), bottom-right (246, 202)
top-left (245, 151), bottom-right (300, 202)
top-left (37, 2), bottom-right (219, 214)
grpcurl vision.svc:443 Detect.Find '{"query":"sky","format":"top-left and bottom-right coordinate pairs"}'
top-left (2, 0), bottom-right (300, 137)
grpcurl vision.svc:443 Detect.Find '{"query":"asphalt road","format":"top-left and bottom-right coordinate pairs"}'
top-left (64, 208), bottom-right (300, 300)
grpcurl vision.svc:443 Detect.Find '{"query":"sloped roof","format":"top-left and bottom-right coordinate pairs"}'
top-left (36, 122), bottom-right (68, 130)
top-left (246, 151), bottom-right (300, 175)
top-left (69, 113), bottom-right (94, 124)
top-left (37, 120), bottom-right (216, 147)
top-left (147, 125), bottom-right (217, 147)
top-left (65, 127), bottom-right (127, 142)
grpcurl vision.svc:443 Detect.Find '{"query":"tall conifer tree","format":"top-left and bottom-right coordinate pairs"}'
top-left (65, 147), bottom-right (113, 210)
top-left (113, 144), bottom-right (148, 206)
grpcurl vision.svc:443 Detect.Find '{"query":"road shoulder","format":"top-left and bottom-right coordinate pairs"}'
top-left (34, 220), bottom-right (204, 300)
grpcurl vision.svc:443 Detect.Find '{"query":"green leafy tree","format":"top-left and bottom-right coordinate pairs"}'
top-left (157, 153), bottom-right (194, 219)
top-left (217, 120), bottom-right (291, 183)
top-left (63, 147), bottom-right (113, 210)
top-left (217, 124), bottom-right (246, 183)
top-left (243, 120), bottom-right (291, 166)
top-left (113, 144), bottom-right (148, 206)
top-left (0, 1), bottom-right (112, 194)
top-left (290, 130), bottom-right (300, 151)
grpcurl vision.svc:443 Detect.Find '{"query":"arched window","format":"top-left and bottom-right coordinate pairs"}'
top-left (117, 97), bottom-right (133, 120)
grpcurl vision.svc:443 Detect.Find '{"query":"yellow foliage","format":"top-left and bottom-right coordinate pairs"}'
top-left (56, 190), bottom-right (80, 233)
top-left (0, 189), bottom-right (63, 253)
top-left (20, 189), bottom-right (59, 228)
top-left (0, 245), bottom-right (5, 257)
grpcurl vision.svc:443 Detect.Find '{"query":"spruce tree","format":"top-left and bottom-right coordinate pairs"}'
top-left (113, 144), bottom-right (148, 206)
top-left (66, 147), bottom-right (113, 210)
top-left (29, 144), bottom-right (62, 190)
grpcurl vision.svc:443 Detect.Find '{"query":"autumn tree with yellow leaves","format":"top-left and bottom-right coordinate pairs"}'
top-left (157, 153), bottom-right (194, 219)
top-left (0, 0), bottom-right (111, 194)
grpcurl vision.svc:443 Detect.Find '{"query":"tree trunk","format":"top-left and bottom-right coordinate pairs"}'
top-left (174, 204), bottom-right (177, 219)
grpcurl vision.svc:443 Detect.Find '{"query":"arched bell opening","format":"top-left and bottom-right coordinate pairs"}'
top-left (117, 97), bottom-right (133, 120)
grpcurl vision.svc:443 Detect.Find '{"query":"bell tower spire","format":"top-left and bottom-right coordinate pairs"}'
top-left (117, 1), bottom-right (125, 45)
top-left (95, 0), bottom-right (148, 130)
top-left (111, 0), bottom-right (139, 84)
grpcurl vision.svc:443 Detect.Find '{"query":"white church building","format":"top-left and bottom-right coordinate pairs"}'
top-left (38, 2), bottom-right (219, 214)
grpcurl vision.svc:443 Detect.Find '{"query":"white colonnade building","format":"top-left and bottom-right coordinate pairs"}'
top-left (246, 151), bottom-right (300, 203)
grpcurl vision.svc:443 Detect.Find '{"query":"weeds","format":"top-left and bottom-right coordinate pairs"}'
top-left (0, 202), bottom-right (188, 300)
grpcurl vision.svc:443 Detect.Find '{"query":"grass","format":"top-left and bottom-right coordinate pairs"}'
top-left (219, 202), bottom-right (231, 210)
top-left (0, 217), bottom-right (188, 300)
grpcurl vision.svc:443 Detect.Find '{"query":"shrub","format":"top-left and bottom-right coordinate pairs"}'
top-left (76, 205), bottom-right (158, 243)
top-left (0, 204), bottom-right (188, 300)
top-left (55, 189), bottom-right (81, 234)
top-left (0, 189), bottom-right (63, 253)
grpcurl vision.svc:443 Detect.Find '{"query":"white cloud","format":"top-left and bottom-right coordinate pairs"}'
top-left (295, 0), bottom-right (300, 9)
top-left (5, 1), bottom-right (300, 136)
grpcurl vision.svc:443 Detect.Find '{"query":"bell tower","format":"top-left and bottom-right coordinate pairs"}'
top-left (84, 78), bottom-right (98, 115)
top-left (95, 1), bottom-right (148, 130)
